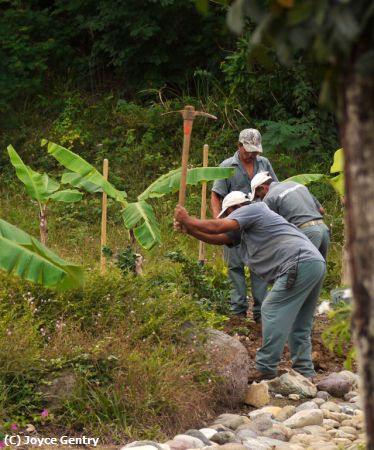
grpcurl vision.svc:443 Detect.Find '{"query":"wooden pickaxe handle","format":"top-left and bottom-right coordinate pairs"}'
top-left (198, 144), bottom-right (209, 265)
top-left (178, 106), bottom-right (195, 206)
top-left (177, 105), bottom-right (217, 206)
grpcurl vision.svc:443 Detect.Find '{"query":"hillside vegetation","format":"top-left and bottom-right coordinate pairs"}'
top-left (0, 0), bottom-right (345, 443)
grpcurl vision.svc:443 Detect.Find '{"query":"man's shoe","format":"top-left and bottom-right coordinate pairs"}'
top-left (248, 370), bottom-right (277, 383)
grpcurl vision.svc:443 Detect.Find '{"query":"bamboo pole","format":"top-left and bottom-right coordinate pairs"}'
top-left (100, 159), bottom-right (109, 274)
top-left (198, 144), bottom-right (209, 265)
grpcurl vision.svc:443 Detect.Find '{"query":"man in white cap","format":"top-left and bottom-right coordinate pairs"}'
top-left (174, 194), bottom-right (326, 382)
top-left (249, 172), bottom-right (330, 259)
top-left (211, 129), bottom-right (278, 321)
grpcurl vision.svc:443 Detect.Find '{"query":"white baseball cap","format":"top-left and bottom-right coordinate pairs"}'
top-left (239, 128), bottom-right (263, 153)
top-left (218, 191), bottom-right (250, 218)
top-left (248, 171), bottom-right (273, 201)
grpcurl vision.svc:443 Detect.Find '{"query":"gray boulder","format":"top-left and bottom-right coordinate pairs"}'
top-left (205, 329), bottom-right (249, 406)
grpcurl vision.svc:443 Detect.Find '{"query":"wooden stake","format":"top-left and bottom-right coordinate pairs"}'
top-left (100, 159), bottom-right (109, 274)
top-left (198, 144), bottom-right (209, 265)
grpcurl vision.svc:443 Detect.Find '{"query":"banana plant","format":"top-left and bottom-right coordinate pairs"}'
top-left (0, 218), bottom-right (84, 291)
top-left (42, 140), bottom-right (234, 250)
top-left (284, 148), bottom-right (344, 199)
top-left (7, 145), bottom-right (83, 246)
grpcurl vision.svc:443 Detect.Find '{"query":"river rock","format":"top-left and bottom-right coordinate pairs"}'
top-left (295, 401), bottom-right (319, 412)
top-left (267, 370), bottom-right (317, 398)
top-left (124, 441), bottom-right (163, 450)
top-left (339, 370), bottom-right (360, 388)
top-left (185, 430), bottom-right (212, 445)
top-left (235, 428), bottom-right (257, 441)
top-left (199, 428), bottom-right (218, 440)
top-left (316, 373), bottom-right (353, 398)
top-left (283, 410), bottom-right (324, 428)
top-left (239, 438), bottom-right (270, 450)
top-left (215, 444), bottom-right (248, 450)
top-left (173, 434), bottom-right (205, 448)
top-left (244, 382), bottom-right (270, 407)
top-left (320, 401), bottom-right (341, 413)
top-left (248, 406), bottom-right (282, 419)
top-left (274, 405), bottom-right (296, 422)
top-left (210, 431), bottom-right (238, 445)
top-left (165, 440), bottom-right (189, 450)
top-left (213, 414), bottom-right (246, 430)
top-left (205, 330), bottom-right (249, 406)
top-left (316, 391), bottom-right (330, 400)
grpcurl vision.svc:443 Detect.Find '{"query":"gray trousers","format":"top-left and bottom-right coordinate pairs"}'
top-left (302, 223), bottom-right (330, 260)
top-left (223, 245), bottom-right (268, 318)
top-left (256, 259), bottom-right (326, 377)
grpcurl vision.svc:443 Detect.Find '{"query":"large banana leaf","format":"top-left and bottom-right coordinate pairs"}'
top-left (138, 167), bottom-right (235, 201)
top-left (42, 140), bottom-right (126, 204)
top-left (0, 219), bottom-right (84, 291)
top-left (329, 148), bottom-right (344, 198)
top-left (61, 172), bottom-right (103, 193)
top-left (329, 174), bottom-right (344, 198)
top-left (49, 190), bottom-right (83, 202)
top-left (283, 173), bottom-right (326, 185)
top-left (330, 148), bottom-right (343, 174)
top-left (7, 145), bottom-right (60, 200)
top-left (122, 201), bottom-right (161, 250)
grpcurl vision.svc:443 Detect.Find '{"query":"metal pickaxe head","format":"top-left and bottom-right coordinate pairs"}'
top-left (163, 105), bottom-right (217, 134)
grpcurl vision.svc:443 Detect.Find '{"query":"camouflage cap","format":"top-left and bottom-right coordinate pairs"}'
top-left (239, 128), bottom-right (263, 153)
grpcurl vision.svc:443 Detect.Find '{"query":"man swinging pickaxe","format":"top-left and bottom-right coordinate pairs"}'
top-left (167, 105), bottom-right (217, 206)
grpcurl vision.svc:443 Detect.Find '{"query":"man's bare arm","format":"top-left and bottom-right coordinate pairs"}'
top-left (211, 191), bottom-right (222, 218)
top-left (175, 205), bottom-right (239, 234)
top-left (187, 227), bottom-right (233, 245)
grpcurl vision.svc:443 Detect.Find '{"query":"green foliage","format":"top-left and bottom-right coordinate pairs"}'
top-left (228, 0), bottom-right (374, 107)
top-left (166, 251), bottom-right (231, 315)
top-left (285, 148), bottom-right (345, 199)
top-left (139, 167), bottom-right (235, 201)
top-left (0, 270), bottom-right (222, 440)
top-left (0, 0), bottom-right (230, 116)
top-left (102, 246), bottom-right (137, 274)
top-left (7, 145), bottom-right (82, 204)
top-left (0, 219), bottom-right (84, 291)
top-left (220, 36), bottom-right (338, 174)
top-left (43, 140), bottom-right (127, 204)
top-left (322, 305), bottom-right (356, 370)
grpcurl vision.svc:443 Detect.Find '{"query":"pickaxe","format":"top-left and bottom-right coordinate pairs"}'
top-left (198, 144), bottom-right (209, 266)
top-left (164, 105), bottom-right (217, 206)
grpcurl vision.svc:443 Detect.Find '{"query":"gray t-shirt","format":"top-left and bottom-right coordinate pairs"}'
top-left (264, 181), bottom-right (322, 227)
top-left (227, 202), bottom-right (324, 282)
top-left (212, 151), bottom-right (278, 197)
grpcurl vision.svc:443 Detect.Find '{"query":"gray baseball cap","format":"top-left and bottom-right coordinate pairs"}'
top-left (239, 128), bottom-right (263, 153)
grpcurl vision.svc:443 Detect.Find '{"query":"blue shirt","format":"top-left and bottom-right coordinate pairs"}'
top-left (227, 203), bottom-right (324, 282)
top-left (212, 151), bottom-right (278, 197)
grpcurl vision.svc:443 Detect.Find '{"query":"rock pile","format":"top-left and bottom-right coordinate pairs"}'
top-left (121, 370), bottom-right (365, 450)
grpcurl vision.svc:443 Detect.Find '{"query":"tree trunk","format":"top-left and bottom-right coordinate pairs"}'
top-left (342, 71), bottom-right (374, 445)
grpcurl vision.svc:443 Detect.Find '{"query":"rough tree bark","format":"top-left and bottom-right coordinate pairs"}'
top-left (342, 71), bottom-right (374, 445)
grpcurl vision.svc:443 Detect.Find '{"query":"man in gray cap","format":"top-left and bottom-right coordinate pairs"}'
top-left (249, 172), bottom-right (330, 259)
top-left (211, 129), bottom-right (278, 321)
top-left (174, 195), bottom-right (325, 382)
